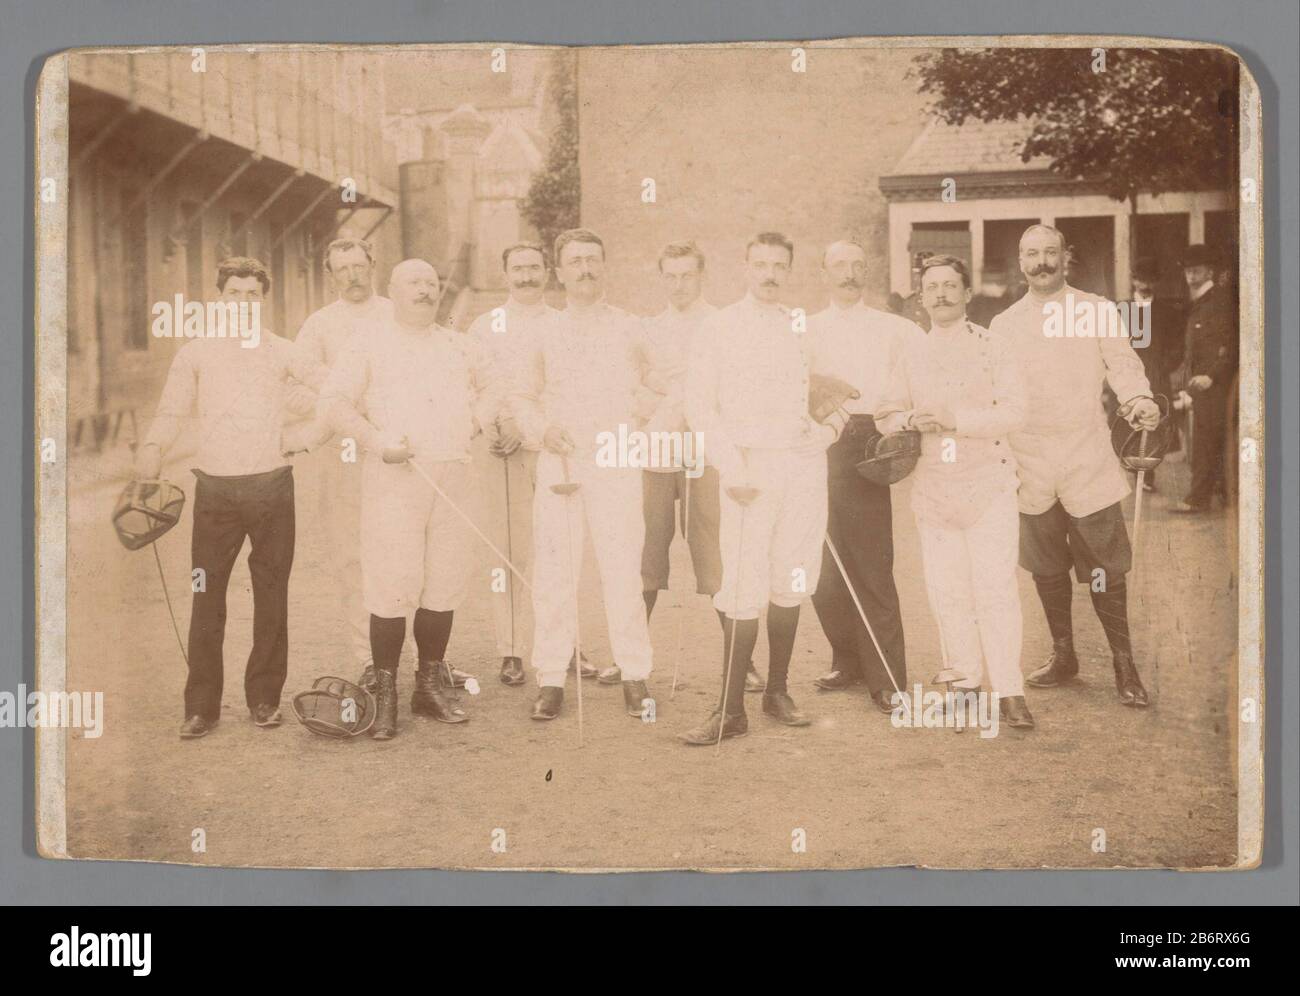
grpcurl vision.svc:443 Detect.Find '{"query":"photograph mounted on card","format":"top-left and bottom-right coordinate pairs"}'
top-left (33, 38), bottom-right (1262, 870)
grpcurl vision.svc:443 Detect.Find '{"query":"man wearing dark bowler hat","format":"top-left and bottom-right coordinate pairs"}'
top-left (1128, 256), bottom-right (1186, 494)
top-left (1172, 243), bottom-right (1237, 514)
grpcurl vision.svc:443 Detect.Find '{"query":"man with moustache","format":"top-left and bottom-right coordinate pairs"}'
top-left (598, 241), bottom-right (748, 687)
top-left (680, 232), bottom-right (842, 744)
top-left (876, 255), bottom-right (1034, 729)
top-left (509, 228), bottom-right (656, 721)
top-left (287, 239), bottom-right (393, 689)
top-left (990, 225), bottom-right (1160, 708)
top-left (807, 239), bottom-right (922, 713)
top-left (319, 259), bottom-right (500, 739)
top-left (1173, 243), bottom-right (1237, 514)
top-left (466, 243), bottom-right (558, 687)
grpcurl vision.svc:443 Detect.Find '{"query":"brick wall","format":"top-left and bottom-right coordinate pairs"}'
top-left (577, 46), bottom-right (929, 316)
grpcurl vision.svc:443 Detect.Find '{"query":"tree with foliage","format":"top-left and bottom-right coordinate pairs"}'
top-left (521, 50), bottom-right (580, 262)
top-left (912, 48), bottom-right (1239, 209)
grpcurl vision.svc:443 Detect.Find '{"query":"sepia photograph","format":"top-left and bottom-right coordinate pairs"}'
top-left (33, 37), bottom-right (1262, 872)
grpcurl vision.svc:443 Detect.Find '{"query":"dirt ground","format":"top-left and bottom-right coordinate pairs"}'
top-left (63, 448), bottom-right (1239, 870)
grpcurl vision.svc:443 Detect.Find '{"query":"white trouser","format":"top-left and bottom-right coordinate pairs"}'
top-left (360, 456), bottom-right (476, 618)
top-left (316, 446), bottom-right (369, 666)
top-left (530, 451), bottom-right (652, 688)
top-left (713, 446), bottom-right (828, 621)
top-left (470, 435), bottom-right (536, 658)
top-left (916, 491), bottom-right (1024, 696)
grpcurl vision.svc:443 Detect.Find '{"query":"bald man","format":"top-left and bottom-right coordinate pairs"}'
top-left (808, 240), bottom-right (923, 713)
top-left (319, 259), bottom-right (500, 739)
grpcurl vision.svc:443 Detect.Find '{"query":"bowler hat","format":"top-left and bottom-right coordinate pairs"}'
top-left (1181, 244), bottom-right (1218, 269)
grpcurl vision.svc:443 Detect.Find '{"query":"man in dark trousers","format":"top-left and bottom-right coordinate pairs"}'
top-left (1128, 256), bottom-right (1186, 493)
top-left (135, 257), bottom-right (330, 738)
top-left (1173, 244), bottom-right (1237, 513)
top-left (807, 240), bottom-right (923, 713)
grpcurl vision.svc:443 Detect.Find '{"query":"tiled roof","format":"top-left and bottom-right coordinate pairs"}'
top-left (888, 116), bottom-right (1049, 176)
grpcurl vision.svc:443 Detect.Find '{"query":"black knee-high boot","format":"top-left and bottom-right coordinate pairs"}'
top-left (369, 615), bottom-right (405, 739)
top-left (1027, 573), bottom-right (1079, 687)
top-left (762, 603), bottom-right (810, 726)
top-left (678, 612), bottom-right (756, 745)
top-left (765, 603), bottom-right (800, 695)
top-left (1090, 579), bottom-right (1148, 707)
top-left (718, 613), bottom-right (758, 717)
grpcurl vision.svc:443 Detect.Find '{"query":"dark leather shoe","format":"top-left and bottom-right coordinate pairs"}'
top-left (871, 688), bottom-right (896, 714)
top-left (531, 686), bottom-right (563, 720)
top-left (372, 668), bottom-right (397, 740)
top-left (762, 691), bottom-right (811, 727)
top-left (250, 704), bottom-right (282, 728)
top-left (813, 669), bottom-right (858, 691)
top-left (358, 662), bottom-right (377, 693)
top-left (179, 715), bottom-right (214, 739)
top-left (678, 709), bottom-right (748, 745)
top-left (622, 680), bottom-right (650, 717)
top-left (999, 695), bottom-right (1036, 729)
top-left (568, 653), bottom-right (598, 679)
top-left (499, 656), bottom-right (526, 686)
top-left (411, 662), bottom-right (468, 724)
top-left (1112, 651), bottom-right (1150, 707)
top-left (597, 665), bottom-right (623, 684)
top-left (1026, 638), bottom-right (1079, 688)
top-left (744, 663), bottom-right (766, 693)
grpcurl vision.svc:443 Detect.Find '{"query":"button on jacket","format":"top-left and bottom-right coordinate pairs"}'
top-left (876, 319), bottom-right (1027, 530)
top-left (990, 284), bottom-right (1152, 518)
top-left (686, 293), bottom-right (817, 479)
top-left (510, 300), bottom-right (649, 457)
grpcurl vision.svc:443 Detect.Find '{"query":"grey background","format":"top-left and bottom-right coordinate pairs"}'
top-left (3, 0), bottom-right (1295, 905)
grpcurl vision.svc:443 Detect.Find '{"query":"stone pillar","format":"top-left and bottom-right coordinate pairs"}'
top-left (1114, 205), bottom-right (1132, 300)
top-left (400, 159), bottom-right (449, 267)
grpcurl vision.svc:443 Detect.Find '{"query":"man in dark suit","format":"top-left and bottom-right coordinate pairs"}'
top-left (1129, 256), bottom-right (1186, 493)
top-left (1173, 244), bottom-right (1237, 513)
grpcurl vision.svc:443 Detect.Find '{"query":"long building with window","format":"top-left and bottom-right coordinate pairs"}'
top-left (66, 48), bottom-right (399, 449)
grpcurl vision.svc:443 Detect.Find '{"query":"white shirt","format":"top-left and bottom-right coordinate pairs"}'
top-left (509, 299), bottom-right (649, 457)
top-left (296, 294), bottom-right (393, 369)
top-left (144, 332), bottom-right (329, 477)
top-left (638, 297), bottom-right (717, 470)
top-left (809, 300), bottom-right (924, 416)
top-left (989, 283), bottom-right (1151, 517)
top-left (876, 318), bottom-right (1026, 529)
top-left (319, 317), bottom-right (495, 464)
top-left (686, 293), bottom-right (819, 479)
top-left (466, 296), bottom-right (559, 430)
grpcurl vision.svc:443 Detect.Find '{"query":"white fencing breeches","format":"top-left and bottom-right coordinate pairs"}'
top-left (917, 492), bottom-right (1025, 696)
top-left (530, 451), bottom-right (653, 688)
top-left (360, 456), bottom-right (476, 618)
top-left (713, 446), bottom-right (829, 621)
top-left (316, 446), bottom-right (369, 666)
top-left (471, 434), bottom-right (536, 658)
